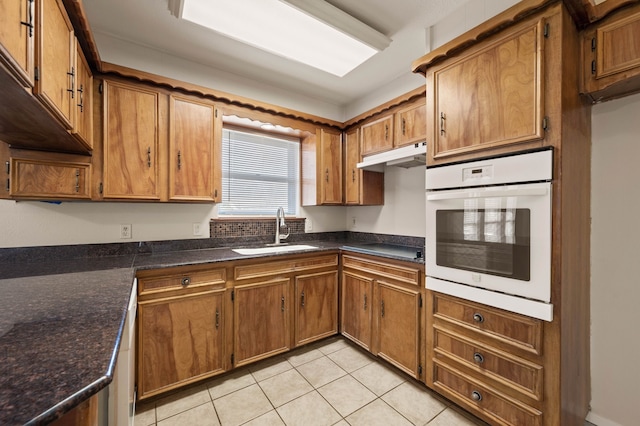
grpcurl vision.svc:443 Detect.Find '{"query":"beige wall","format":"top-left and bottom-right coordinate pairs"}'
top-left (588, 91), bottom-right (640, 426)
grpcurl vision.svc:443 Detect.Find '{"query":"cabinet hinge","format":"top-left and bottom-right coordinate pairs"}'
top-left (215, 109), bottom-right (218, 118)
top-left (418, 365), bottom-right (423, 376)
top-left (34, 66), bottom-right (39, 81)
top-left (98, 82), bottom-right (104, 94)
top-left (542, 117), bottom-right (549, 131)
top-left (5, 161), bottom-right (9, 175)
top-left (5, 178), bottom-right (9, 192)
top-left (99, 182), bottom-right (103, 194)
top-left (591, 37), bottom-right (596, 52)
top-left (419, 294), bottom-right (423, 308)
top-left (231, 353), bottom-right (234, 365)
top-left (543, 23), bottom-right (550, 38)
top-left (591, 60), bottom-right (596, 75)
top-left (231, 290), bottom-right (234, 301)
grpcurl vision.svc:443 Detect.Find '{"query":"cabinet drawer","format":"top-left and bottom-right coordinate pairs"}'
top-left (10, 158), bottom-right (90, 199)
top-left (138, 267), bottom-right (226, 296)
top-left (234, 254), bottom-right (338, 281)
top-left (433, 294), bottom-right (542, 355)
top-left (434, 327), bottom-right (542, 401)
top-left (433, 362), bottom-right (542, 426)
top-left (342, 255), bottom-right (420, 286)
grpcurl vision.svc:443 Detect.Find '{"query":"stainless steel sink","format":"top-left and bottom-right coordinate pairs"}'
top-left (231, 244), bottom-right (318, 255)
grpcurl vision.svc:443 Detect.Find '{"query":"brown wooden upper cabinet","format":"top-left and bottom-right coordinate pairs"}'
top-left (361, 114), bottom-right (394, 155)
top-left (7, 155), bottom-right (90, 200)
top-left (360, 98), bottom-right (426, 157)
top-left (344, 127), bottom-right (384, 206)
top-left (72, 45), bottom-right (93, 149)
top-left (169, 95), bottom-right (221, 202)
top-left (101, 79), bottom-right (223, 202)
top-left (394, 101), bottom-right (427, 148)
top-left (102, 79), bottom-right (163, 201)
top-left (427, 20), bottom-right (545, 164)
top-left (0, 0), bottom-right (35, 87)
top-left (582, 3), bottom-right (640, 102)
top-left (34, 0), bottom-right (75, 131)
top-left (0, 0), bottom-right (93, 154)
top-left (301, 127), bottom-right (343, 206)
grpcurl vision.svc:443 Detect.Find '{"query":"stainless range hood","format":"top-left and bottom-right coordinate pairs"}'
top-left (357, 141), bottom-right (426, 171)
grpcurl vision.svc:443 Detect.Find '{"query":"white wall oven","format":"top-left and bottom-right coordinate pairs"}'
top-left (425, 149), bottom-right (553, 321)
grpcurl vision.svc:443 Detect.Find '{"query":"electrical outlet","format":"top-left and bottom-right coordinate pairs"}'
top-left (193, 223), bottom-right (202, 236)
top-left (120, 224), bottom-right (132, 239)
top-left (305, 218), bottom-right (312, 232)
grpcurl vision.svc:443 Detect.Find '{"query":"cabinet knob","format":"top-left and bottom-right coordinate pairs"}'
top-left (471, 390), bottom-right (483, 402)
top-left (181, 277), bottom-right (191, 286)
top-left (473, 352), bottom-right (484, 364)
top-left (472, 313), bottom-right (484, 323)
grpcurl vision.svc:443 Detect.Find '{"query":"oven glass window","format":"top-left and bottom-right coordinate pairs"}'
top-left (435, 203), bottom-right (530, 281)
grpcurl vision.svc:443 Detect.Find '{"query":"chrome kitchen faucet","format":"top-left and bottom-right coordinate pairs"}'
top-left (273, 206), bottom-right (290, 245)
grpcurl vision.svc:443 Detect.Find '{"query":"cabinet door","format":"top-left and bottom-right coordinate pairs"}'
top-left (0, 0), bottom-right (34, 87)
top-left (361, 115), bottom-right (393, 155)
top-left (377, 282), bottom-right (421, 377)
top-left (9, 157), bottom-right (90, 199)
top-left (340, 271), bottom-right (373, 350)
top-left (319, 128), bottom-right (342, 204)
top-left (395, 102), bottom-right (426, 148)
top-left (71, 44), bottom-right (92, 149)
top-left (234, 279), bottom-right (290, 367)
top-left (344, 128), bottom-right (360, 205)
top-left (34, 0), bottom-right (75, 129)
top-left (103, 80), bottom-right (161, 200)
top-left (295, 271), bottom-right (338, 346)
top-left (431, 20), bottom-right (544, 161)
top-left (138, 289), bottom-right (226, 400)
top-left (169, 95), bottom-right (218, 202)
top-left (582, 6), bottom-right (640, 100)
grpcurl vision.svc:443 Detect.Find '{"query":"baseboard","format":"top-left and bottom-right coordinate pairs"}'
top-left (586, 411), bottom-right (624, 426)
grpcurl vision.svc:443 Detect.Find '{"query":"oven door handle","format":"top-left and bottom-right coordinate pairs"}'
top-left (426, 186), bottom-right (549, 201)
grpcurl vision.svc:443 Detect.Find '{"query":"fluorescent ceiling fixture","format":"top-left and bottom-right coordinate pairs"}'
top-left (169, 0), bottom-right (391, 77)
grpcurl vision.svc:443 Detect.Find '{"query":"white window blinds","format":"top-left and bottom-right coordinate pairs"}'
top-left (220, 128), bottom-right (300, 215)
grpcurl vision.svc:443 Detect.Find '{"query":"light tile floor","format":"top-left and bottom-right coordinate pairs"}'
top-left (134, 336), bottom-right (490, 426)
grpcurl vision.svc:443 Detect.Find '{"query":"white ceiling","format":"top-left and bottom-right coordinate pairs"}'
top-left (82, 0), bottom-right (470, 108)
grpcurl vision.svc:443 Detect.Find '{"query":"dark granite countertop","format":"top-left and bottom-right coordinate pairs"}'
top-left (0, 237), bottom-right (423, 425)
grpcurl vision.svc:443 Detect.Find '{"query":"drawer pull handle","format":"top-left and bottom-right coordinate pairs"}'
top-left (471, 390), bottom-right (483, 402)
top-left (473, 313), bottom-right (484, 323)
top-left (181, 277), bottom-right (191, 286)
top-left (473, 352), bottom-right (484, 364)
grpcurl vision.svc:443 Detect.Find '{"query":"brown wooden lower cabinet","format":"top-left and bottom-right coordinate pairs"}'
top-left (340, 271), bottom-right (374, 351)
top-left (426, 291), bottom-right (544, 426)
top-left (233, 279), bottom-right (291, 367)
top-left (294, 270), bottom-right (339, 347)
top-left (340, 253), bottom-right (425, 379)
top-left (377, 281), bottom-right (421, 377)
top-left (137, 288), bottom-right (226, 399)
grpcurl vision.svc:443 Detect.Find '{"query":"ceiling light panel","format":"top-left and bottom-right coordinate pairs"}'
top-left (172, 0), bottom-right (391, 77)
